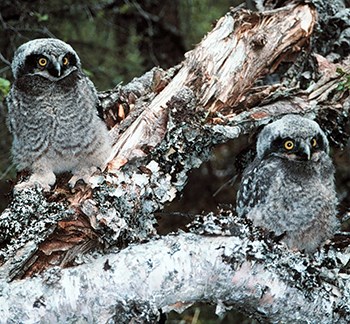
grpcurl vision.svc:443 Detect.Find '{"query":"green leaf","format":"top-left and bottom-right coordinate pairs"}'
top-left (336, 83), bottom-right (345, 91)
top-left (34, 12), bottom-right (49, 22)
top-left (82, 68), bottom-right (93, 78)
top-left (0, 77), bottom-right (11, 100)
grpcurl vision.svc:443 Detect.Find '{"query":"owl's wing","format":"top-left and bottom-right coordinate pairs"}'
top-left (79, 72), bottom-right (103, 119)
top-left (5, 89), bottom-right (17, 134)
top-left (236, 157), bottom-right (274, 217)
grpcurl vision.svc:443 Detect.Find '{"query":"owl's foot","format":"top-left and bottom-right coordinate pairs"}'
top-left (14, 172), bottom-right (56, 192)
top-left (68, 167), bottom-right (98, 188)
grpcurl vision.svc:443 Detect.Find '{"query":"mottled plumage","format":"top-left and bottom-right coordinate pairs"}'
top-left (6, 38), bottom-right (111, 190)
top-left (236, 115), bottom-right (338, 253)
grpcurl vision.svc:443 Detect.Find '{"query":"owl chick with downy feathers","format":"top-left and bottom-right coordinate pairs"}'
top-left (236, 115), bottom-right (339, 253)
top-left (6, 38), bottom-right (111, 191)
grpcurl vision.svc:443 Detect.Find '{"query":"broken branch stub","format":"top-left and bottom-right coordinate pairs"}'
top-left (108, 4), bottom-right (316, 165)
top-left (185, 4), bottom-right (316, 113)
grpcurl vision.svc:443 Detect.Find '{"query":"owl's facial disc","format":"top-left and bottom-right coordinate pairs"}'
top-left (20, 53), bottom-right (78, 80)
top-left (273, 136), bottom-right (325, 162)
top-left (283, 140), bottom-right (311, 161)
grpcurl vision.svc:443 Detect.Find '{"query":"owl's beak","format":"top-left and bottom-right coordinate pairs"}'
top-left (297, 143), bottom-right (311, 161)
top-left (52, 61), bottom-right (62, 77)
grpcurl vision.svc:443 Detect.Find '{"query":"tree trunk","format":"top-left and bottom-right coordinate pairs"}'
top-left (1, 1), bottom-right (350, 323)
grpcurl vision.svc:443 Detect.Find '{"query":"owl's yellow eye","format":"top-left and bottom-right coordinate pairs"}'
top-left (38, 57), bottom-right (47, 67)
top-left (311, 138), bottom-right (317, 147)
top-left (62, 57), bottom-right (69, 66)
top-left (284, 140), bottom-right (294, 150)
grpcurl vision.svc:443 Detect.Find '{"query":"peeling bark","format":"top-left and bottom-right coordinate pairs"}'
top-left (0, 215), bottom-right (350, 323)
top-left (106, 3), bottom-right (317, 165)
top-left (1, 0), bottom-right (350, 322)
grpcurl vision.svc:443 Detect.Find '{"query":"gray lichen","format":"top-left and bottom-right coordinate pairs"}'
top-left (0, 187), bottom-right (68, 263)
top-left (185, 210), bottom-right (350, 322)
top-left (86, 87), bottom-right (217, 249)
top-left (109, 299), bottom-right (160, 324)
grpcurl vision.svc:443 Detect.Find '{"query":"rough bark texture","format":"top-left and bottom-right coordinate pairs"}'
top-left (1, 0), bottom-right (350, 322)
top-left (1, 214), bottom-right (350, 323)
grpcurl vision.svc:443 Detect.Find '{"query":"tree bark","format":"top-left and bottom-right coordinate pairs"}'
top-left (1, 215), bottom-right (350, 323)
top-left (1, 1), bottom-right (350, 322)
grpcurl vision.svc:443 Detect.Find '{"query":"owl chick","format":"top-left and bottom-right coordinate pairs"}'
top-left (236, 115), bottom-right (338, 253)
top-left (6, 38), bottom-right (112, 191)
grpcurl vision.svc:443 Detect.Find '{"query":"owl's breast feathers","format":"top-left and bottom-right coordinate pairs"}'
top-left (7, 71), bottom-right (102, 166)
top-left (237, 153), bottom-right (335, 216)
top-left (236, 153), bottom-right (338, 252)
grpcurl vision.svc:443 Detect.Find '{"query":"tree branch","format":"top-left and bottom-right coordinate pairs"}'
top-left (1, 214), bottom-right (349, 322)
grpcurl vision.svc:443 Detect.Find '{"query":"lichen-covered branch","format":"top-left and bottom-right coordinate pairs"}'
top-left (0, 214), bottom-right (349, 323)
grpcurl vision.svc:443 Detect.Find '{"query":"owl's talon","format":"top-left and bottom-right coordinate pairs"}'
top-left (68, 176), bottom-right (81, 188)
top-left (68, 167), bottom-right (97, 188)
top-left (13, 170), bottom-right (56, 193)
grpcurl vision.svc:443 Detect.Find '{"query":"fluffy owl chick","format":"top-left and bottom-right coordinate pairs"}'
top-left (6, 38), bottom-right (112, 191)
top-left (236, 115), bottom-right (338, 253)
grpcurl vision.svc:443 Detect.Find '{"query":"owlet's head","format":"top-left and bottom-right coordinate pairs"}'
top-left (256, 115), bottom-right (329, 161)
top-left (11, 38), bottom-right (81, 80)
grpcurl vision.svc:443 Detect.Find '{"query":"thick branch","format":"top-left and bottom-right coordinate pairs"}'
top-left (0, 215), bottom-right (349, 323)
top-left (108, 3), bottom-right (316, 164)
top-left (187, 4), bottom-right (315, 112)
